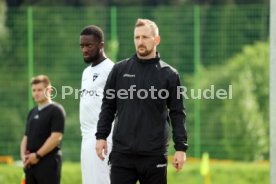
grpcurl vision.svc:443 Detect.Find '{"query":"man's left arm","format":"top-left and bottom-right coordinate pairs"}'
top-left (36, 132), bottom-right (63, 157)
top-left (24, 132), bottom-right (63, 166)
top-left (167, 71), bottom-right (188, 171)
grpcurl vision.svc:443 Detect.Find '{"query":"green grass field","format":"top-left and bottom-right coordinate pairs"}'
top-left (0, 161), bottom-right (269, 184)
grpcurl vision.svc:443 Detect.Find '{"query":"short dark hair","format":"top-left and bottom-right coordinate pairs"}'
top-left (80, 25), bottom-right (104, 42)
top-left (31, 75), bottom-right (51, 87)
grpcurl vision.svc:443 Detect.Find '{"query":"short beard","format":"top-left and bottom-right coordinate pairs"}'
top-left (83, 49), bottom-right (100, 64)
top-left (138, 50), bottom-right (151, 57)
top-left (137, 50), bottom-right (153, 57)
top-left (137, 46), bottom-right (153, 57)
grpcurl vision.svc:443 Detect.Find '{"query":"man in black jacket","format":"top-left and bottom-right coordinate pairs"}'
top-left (96, 18), bottom-right (188, 184)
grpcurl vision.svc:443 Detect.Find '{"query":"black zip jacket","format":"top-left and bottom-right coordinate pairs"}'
top-left (96, 53), bottom-right (188, 155)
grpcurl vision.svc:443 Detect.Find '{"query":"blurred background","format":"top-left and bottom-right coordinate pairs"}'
top-left (0, 0), bottom-right (270, 183)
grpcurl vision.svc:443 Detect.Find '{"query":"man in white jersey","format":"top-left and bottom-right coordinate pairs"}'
top-left (79, 25), bottom-right (114, 184)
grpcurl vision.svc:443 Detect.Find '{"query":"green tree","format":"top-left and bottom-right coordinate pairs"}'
top-left (187, 42), bottom-right (269, 160)
top-left (0, 108), bottom-right (25, 159)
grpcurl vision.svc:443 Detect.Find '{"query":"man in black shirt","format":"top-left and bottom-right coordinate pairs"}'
top-left (96, 19), bottom-right (188, 184)
top-left (20, 75), bottom-right (65, 184)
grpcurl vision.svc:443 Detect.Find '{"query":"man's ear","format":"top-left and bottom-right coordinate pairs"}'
top-left (155, 35), bottom-right (160, 46)
top-left (99, 42), bottom-right (104, 49)
top-left (46, 86), bottom-right (52, 96)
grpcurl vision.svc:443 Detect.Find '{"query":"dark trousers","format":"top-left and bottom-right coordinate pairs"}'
top-left (110, 151), bottom-right (167, 184)
top-left (24, 154), bottom-right (62, 184)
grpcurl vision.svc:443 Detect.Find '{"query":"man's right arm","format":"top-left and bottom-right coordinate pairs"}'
top-left (21, 111), bottom-right (32, 167)
top-left (95, 64), bottom-right (118, 160)
top-left (96, 64), bottom-right (118, 140)
top-left (20, 136), bottom-right (27, 165)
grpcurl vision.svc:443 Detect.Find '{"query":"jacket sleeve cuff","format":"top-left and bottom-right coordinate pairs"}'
top-left (95, 132), bottom-right (107, 140)
top-left (174, 143), bottom-right (188, 152)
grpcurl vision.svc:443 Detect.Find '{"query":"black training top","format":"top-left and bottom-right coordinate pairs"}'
top-left (96, 53), bottom-right (188, 156)
top-left (25, 102), bottom-right (65, 154)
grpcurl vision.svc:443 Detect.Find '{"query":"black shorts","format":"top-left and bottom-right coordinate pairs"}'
top-left (110, 151), bottom-right (167, 184)
top-left (24, 153), bottom-right (62, 184)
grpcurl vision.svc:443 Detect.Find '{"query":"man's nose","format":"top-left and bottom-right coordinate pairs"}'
top-left (81, 46), bottom-right (88, 53)
top-left (81, 48), bottom-right (86, 53)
